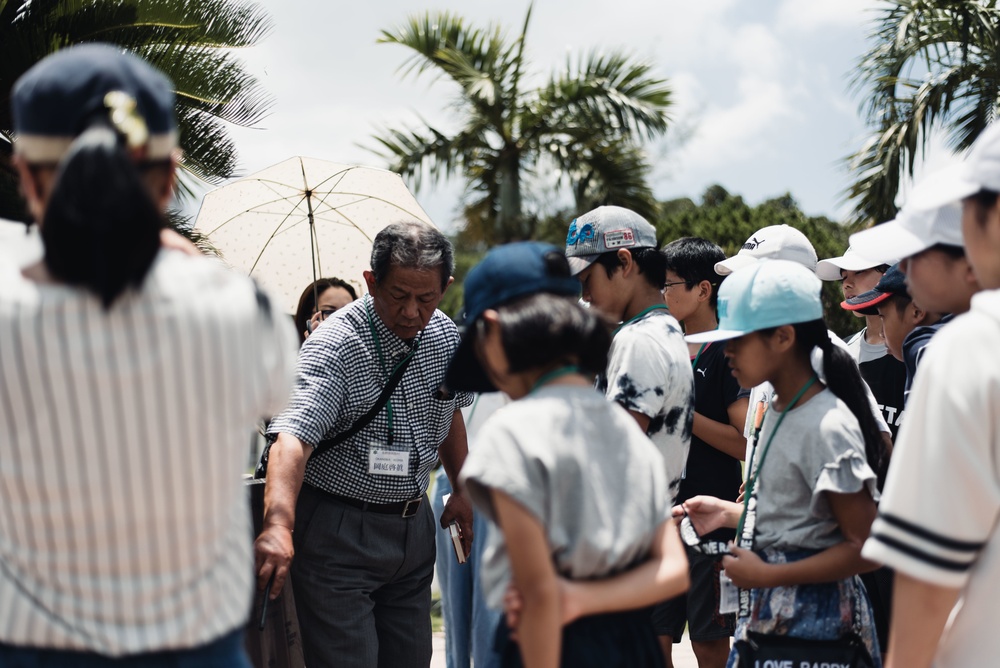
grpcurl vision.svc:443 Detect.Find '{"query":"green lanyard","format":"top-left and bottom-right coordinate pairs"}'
top-left (735, 375), bottom-right (818, 538)
top-left (691, 342), bottom-right (708, 370)
top-left (613, 304), bottom-right (669, 336)
top-left (365, 300), bottom-right (419, 447)
top-left (529, 365), bottom-right (580, 395)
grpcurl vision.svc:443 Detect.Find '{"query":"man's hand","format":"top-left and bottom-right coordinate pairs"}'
top-left (254, 523), bottom-right (295, 599)
top-left (439, 492), bottom-right (474, 556)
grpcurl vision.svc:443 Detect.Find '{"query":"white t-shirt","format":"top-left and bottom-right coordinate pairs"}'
top-left (862, 290), bottom-right (1000, 668)
top-left (601, 308), bottom-right (693, 502)
top-left (461, 385), bottom-right (670, 609)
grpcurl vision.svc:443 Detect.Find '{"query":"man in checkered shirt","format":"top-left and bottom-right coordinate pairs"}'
top-left (256, 222), bottom-right (474, 668)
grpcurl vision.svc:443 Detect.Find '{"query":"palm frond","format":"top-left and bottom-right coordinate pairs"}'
top-left (0, 0), bottom-right (273, 215)
top-left (531, 49), bottom-right (671, 144)
top-left (378, 11), bottom-right (515, 127)
top-left (845, 0), bottom-right (1000, 225)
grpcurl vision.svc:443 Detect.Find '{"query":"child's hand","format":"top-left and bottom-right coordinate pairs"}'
top-left (503, 584), bottom-right (523, 637)
top-left (503, 577), bottom-right (583, 636)
top-left (557, 578), bottom-right (584, 626)
top-left (681, 496), bottom-right (730, 536)
top-left (721, 545), bottom-right (772, 589)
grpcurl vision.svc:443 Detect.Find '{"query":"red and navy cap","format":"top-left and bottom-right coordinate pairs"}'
top-left (842, 264), bottom-right (908, 315)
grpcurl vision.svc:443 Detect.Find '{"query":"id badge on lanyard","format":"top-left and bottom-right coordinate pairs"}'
top-left (369, 442), bottom-right (410, 477)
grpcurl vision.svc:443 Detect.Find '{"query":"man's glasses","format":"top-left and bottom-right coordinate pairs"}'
top-left (662, 280), bottom-right (689, 291)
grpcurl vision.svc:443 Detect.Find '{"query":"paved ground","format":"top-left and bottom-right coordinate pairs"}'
top-left (430, 631), bottom-right (702, 667)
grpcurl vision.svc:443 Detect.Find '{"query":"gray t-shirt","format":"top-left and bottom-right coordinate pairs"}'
top-left (460, 385), bottom-right (670, 609)
top-left (847, 328), bottom-right (888, 364)
top-left (750, 389), bottom-right (878, 552)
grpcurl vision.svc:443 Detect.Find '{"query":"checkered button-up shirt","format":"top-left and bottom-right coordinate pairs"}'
top-left (268, 294), bottom-right (472, 503)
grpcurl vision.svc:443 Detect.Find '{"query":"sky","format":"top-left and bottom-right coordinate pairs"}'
top-left (203, 0), bottom-right (952, 233)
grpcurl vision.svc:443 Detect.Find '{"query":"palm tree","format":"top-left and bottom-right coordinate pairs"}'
top-left (0, 0), bottom-right (272, 222)
top-left (372, 6), bottom-right (672, 245)
top-left (846, 0), bottom-right (1000, 227)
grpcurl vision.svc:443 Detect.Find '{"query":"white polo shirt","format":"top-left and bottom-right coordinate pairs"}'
top-left (863, 290), bottom-right (1000, 667)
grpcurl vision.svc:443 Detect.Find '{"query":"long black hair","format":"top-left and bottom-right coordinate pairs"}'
top-left (41, 116), bottom-right (164, 308)
top-left (789, 319), bottom-right (888, 487)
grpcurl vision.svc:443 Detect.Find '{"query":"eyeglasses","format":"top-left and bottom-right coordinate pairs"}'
top-left (662, 281), bottom-right (689, 291)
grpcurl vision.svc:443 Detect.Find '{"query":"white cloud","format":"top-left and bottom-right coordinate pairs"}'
top-left (678, 76), bottom-right (796, 172)
top-left (729, 23), bottom-right (785, 76)
top-left (776, 0), bottom-right (875, 34)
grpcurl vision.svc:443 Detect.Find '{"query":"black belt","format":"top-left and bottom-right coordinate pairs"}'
top-left (323, 490), bottom-right (424, 518)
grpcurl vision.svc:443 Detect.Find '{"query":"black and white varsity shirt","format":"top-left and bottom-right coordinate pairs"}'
top-left (268, 294), bottom-right (472, 503)
top-left (0, 250), bottom-right (298, 655)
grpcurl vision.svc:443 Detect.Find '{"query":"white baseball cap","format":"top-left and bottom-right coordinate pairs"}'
top-left (714, 224), bottom-right (818, 276)
top-left (815, 247), bottom-right (894, 281)
top-left (905, 123), bottom-right (1000, 211)
top-left (849, 201), bottom-right (964, 263)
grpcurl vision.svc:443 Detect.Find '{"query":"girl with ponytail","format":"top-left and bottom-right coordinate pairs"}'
top-left (680, 260), bottom-right (882, 667)
top-left (0, 45), bottom-right (298, 664)
top-left (11, 44), bottom-right (188, 307)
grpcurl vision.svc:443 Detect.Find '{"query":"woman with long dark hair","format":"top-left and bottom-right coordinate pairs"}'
top-left (293, 276), bottom-right (357, 343)
top-left (0, 44), bottom-right (297, 666)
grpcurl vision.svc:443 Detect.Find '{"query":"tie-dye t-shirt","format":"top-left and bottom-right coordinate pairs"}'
top-left (600, 308), bottom-right (694, 502)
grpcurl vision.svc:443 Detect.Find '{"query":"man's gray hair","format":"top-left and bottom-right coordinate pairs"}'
top-left (370, 221), bottom-right (454, 290)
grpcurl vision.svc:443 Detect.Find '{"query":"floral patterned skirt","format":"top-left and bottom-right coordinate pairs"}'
top-left (726, 548), bottom-right (882, 668)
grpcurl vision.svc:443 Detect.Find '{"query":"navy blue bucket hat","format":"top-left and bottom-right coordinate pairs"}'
top-left (12, 43), bottom-right (177, 164)
top-left (444, 242), bottom-right (580, 393)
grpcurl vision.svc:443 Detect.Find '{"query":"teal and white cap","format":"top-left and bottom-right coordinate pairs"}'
top-left (685, 260), bottom-right (823, 343)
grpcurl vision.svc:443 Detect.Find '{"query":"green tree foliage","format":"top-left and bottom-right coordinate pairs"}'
top-left (372, 5), bottom-right (671, 246)
top-left (444, 186), bottom-right (860, 339)
top-left (846, 0), bottom-right (1000, 228)
top-left (0, 0), bottom-right (273, 223)
top-left (656, 185), bottom-right (859, 339)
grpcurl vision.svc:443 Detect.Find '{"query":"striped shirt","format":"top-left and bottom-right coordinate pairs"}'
top-left (0, 250), bottom-right (298, 656)
top-left (862, 292), bottom-right (1000, 667)
top-left (268, 294), bottom-right (472, 502)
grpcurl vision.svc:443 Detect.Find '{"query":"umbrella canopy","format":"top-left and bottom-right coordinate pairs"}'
top-left (195, 157), bottom-right (434, 313)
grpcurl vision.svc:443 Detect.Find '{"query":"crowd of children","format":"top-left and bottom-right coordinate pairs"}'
top-left (7, 43), bottom-right (997, 668)
top-left (439, 125), bottom-right (1000, 668)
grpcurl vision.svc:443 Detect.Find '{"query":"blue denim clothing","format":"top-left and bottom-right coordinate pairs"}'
top-left (727, 549), bottom-right (882, 668)
top-left (0, 629), bottom-right (250, 668)
top-left (433, 469), bottom-right (502, 668)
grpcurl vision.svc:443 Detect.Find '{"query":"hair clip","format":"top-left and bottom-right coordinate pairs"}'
top-left (104, 91), bottom-right (149, 152)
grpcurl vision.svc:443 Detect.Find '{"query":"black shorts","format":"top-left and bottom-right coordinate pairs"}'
top-left (651, 544), bottom-right (736, 642)
top-left (495, 607), bottom-right (664, 667)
